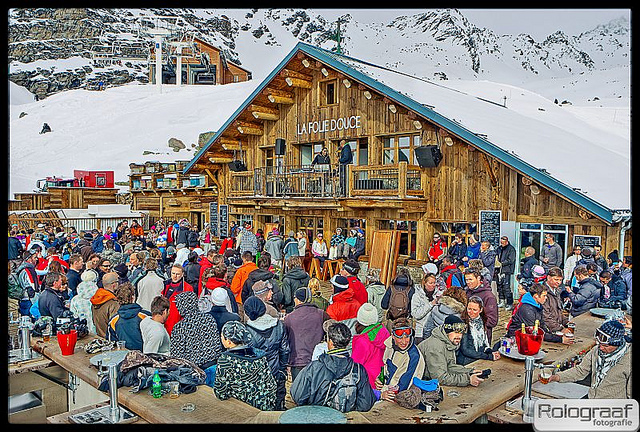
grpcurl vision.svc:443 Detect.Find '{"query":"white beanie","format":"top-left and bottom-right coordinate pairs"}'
top-left (422, 263), bottom-right (438, 275)
top-left (81, 269), bottom-right (98, 282)
top-left (357, 303), bottom-right (379, 327)
top-left (211, 287), bottom-right (228, 306)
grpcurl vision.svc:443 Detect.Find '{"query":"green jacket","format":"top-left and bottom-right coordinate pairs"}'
top-left (417, 325), bottom-right (473, 387)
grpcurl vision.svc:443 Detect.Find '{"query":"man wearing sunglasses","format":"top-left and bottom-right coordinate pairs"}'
top-left (543, 319), bottom-right (631, 399)
top-left (375, 318), bottom-right (425, 402)
top-left (418, 315), bottom-right (485, 387)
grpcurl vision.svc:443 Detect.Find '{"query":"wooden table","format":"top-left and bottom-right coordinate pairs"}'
top-left (30, 312), bottom-right (604, 424)
top-left (357, 312), bottom-right (603, 424)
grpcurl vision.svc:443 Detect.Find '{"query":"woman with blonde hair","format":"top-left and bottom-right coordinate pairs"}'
top-left (308, 277), bottom-right (328, 311)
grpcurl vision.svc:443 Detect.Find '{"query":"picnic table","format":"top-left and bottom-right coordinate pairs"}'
top-left (29, 311), bottom-right (604, 424)
top-left (357, 311), bottom-right (603, 424)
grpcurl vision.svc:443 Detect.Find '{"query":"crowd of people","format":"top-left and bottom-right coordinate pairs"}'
top-left (6, 221), bottom-right (633, 413)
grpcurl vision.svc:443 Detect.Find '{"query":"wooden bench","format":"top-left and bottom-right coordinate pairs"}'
top-left (324, 259), bottom-right (343, 279)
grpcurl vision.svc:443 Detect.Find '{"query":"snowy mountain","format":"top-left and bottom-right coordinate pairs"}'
top-left (8, 8), bottom-right (630, 202)
top-left (8, 8), bottom-right (630, 100)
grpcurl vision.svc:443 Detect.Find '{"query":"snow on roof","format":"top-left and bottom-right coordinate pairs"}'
top-left (323, 46), bottom-right (630, 213)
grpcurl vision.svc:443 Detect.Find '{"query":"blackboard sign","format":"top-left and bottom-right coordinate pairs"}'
top-left (479, 210), bottom-right (502, 249)
top-left (209, 202), bottom-right (219, 238)
top-left (572, 235), bottom-right (601, 249)
top-left (219, 204), bottom-right (229, 238)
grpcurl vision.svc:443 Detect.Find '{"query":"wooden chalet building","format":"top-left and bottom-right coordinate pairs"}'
top-left (128, 160), bottom-right (219, 228)
top-left (149, 36), bottom-right (252, 86)
top-left (183, 42), bottom-right (631, 276)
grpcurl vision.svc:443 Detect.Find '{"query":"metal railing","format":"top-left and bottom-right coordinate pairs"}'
top-left (228, 162), bottom-right (425, 199)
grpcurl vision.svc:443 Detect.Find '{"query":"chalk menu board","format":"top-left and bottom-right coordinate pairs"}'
top-left (209, 202), bottom-right (219, 237)
top-left (218, 204), bottom-right (229, 238)
top-left (572, 235), bottom-right (601, 249)
top-left (479, 210), bottom-right (502, 249)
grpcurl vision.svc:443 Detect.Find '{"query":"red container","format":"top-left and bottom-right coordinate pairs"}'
top-left (515, 327), bottom-right (544, 356)
top-left (57, 329), bottom-right (77, 356)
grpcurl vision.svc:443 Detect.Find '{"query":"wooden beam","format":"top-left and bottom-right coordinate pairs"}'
top-left (236, 121), bottom-right (263, 136)
top-left (480, 152), bottom-right (499, 187)
top-left (285, 77), bottom-right (312, 89)
top-left (280, 68), bottom-right (312, 81)
top-left (264, 87), bottom-right (294, 104)
top-left (250, 104), bottom-right (280, 121)
top-left (208, 157), bottom-right (234, 164)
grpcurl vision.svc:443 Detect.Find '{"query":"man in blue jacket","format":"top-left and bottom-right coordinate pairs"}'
top-left (107, 282), bottom-right (150, 351)
top-left (337, 141), bottom-right (353, 196)
top-left (38, 271), bottom-right (69, 324)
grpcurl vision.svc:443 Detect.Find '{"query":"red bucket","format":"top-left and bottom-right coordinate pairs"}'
top-left (515, 327), bottom-right (544, 356)
top-left (57, 329), bottom-right (77, 356)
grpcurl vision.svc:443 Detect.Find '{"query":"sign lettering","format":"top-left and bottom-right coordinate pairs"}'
top-left (297, 115), bottom-right (362, 136)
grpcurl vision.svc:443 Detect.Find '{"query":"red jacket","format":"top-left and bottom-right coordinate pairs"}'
top-left (199, 257), bottom-right (214, 283)
top-left (347, 275), bottom-right (368, 305)
top-left (162, 279), bottom-right (194, 335)
top-left (327, 288), bottom-right (362, 321)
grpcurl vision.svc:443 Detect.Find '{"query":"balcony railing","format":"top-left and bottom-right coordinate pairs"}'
top-left (229, 162), bottom-right (424, 199)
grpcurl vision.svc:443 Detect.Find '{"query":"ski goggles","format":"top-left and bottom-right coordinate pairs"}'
top-left (594, 328), bottom-right (613, 345)
top-left (392, 327), bottom-right (414, 338)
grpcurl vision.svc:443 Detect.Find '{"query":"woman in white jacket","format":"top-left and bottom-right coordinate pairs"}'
top-left (411, 273), bottom-right (442, 344)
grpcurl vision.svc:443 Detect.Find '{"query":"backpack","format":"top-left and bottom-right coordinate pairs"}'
top-left (324, 362), bottom-right (360, 413)
top-left (387, 285), bottom-right (410, 320)
top-left (8, 271), bottom-right (22, 300)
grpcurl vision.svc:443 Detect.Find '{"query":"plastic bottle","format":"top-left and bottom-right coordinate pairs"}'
top-left (152, 370), bottom-right (162, 398)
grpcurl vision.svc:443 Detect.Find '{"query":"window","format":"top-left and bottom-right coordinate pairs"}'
top-left (334, 139), bottom-right (368, 166)
top-left (518, 223), bottom-right (568, 267)
top-left (231, 214), bottom-right (253, 228)
top-left (319, 79), bottom-right (338, 106)
top-left (382, 134), bottom-right (422, 165)
top-left (378, 219), bottom-right (417, 258)
top-left (297, 216), bottom-right (324, 245)
top-left (300, 142), bottom-right (326, 166)
top-left (435, 222), bottom-right (478, 247)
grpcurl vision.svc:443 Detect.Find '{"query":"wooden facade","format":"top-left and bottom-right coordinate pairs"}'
top-left (8, 187), bottom-right (118, 212)
top-left (129, 160), bottom-right (220, 228)
top-left (184, 43), bottom-right (631, 267)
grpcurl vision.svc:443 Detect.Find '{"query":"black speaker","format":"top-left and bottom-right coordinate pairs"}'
top-left (275, 138), bottom-right (286, 156)
top-left (228, 160), bottom-right (247, 172)
top-left (415, 145), bottom-right (442, 168)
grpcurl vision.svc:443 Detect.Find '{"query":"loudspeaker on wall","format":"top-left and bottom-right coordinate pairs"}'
top-left (414, 145), bottom-right (442, 168)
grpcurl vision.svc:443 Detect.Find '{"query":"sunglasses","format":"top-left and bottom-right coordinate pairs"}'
top-left (443, 322), bottom-right (468, 333)
top-left (393, 327), bottom-right (413, 338)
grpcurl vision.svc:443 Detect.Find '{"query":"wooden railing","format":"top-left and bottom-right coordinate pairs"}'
top-left (350, 162), bottom-right (424, 198)
top-left (229, 162), bottom-right (425, 199)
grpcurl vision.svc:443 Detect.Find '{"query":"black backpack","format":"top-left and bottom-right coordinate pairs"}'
top-left (324, 362), bottom-right (360, 413)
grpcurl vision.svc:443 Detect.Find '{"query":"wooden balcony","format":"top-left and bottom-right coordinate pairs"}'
top-left (228, 162), bottom-right (425, 201)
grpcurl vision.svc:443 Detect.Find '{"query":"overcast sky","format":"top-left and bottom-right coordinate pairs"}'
top-left (460, 8), bottom-right (630, 39)
top-left (317, 8), bottom-right (630, 40)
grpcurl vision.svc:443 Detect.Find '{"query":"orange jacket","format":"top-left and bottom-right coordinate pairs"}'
top-left (130, 226), bottom-right (144, 237)
top-left (230, 261), bottom-right (258, 304)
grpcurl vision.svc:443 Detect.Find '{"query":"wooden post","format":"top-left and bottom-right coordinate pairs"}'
top-left (398, 161), bottom-right (408, 199)
top-left (347, 164), bottom-right (354, 198)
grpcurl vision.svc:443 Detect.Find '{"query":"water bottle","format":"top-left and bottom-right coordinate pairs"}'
top-left (152, 369), bottom-right (162, 398)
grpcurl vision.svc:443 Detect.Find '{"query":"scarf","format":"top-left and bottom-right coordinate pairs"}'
top-left (593, 342), bottom-right (628, 388)
top-left (362, 323), bottom-right (383, 342)
top-left (469, 316), bottom-right (489, 352)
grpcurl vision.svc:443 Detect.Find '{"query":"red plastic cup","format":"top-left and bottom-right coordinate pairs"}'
top-left (57, 329), bottom-right (77, 356)
top-left (515, 327), bottom-right (544, 356)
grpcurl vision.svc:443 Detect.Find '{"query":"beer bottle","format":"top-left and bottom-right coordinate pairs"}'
top-left (378, 367), bottom-right (385, 386)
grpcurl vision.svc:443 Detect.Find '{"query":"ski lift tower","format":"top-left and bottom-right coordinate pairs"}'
top-left (136, 15), bottom-right (183, 93)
